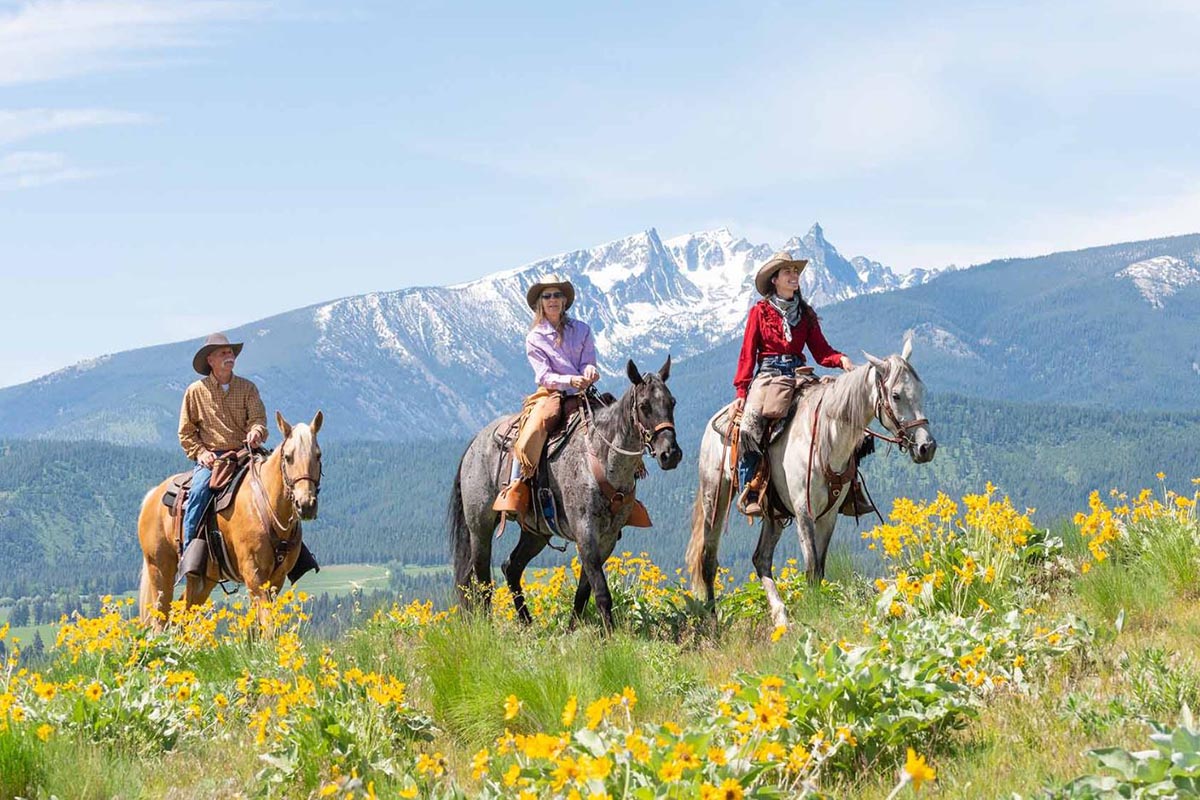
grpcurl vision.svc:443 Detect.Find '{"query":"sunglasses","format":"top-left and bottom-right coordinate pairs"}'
top-left (540, 291), bottom-right (566, 300)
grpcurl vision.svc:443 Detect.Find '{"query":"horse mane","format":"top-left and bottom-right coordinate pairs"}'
top-left (591, 381), bottom-right (639, 457)
top-left (809, 363), bottom-right (876, 465)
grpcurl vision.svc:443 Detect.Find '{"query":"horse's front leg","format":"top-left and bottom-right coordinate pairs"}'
top-left (569, 578), bottom-right (592, 630)
top-left (242, 557), bottom-right (285, 637)
top-left (576, 529), bottom-right (614, 634)
top-left (811, 515), bottom-right (838, 583)
top-left (794, 512), bottom-right (820, 584)
top-left (502, 530), bottom-right (547, 626)
top-left (752, 515), bottom-right (789, 630)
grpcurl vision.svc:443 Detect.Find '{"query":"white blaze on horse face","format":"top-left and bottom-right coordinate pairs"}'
top-left (284, 423), bottom-right (321, 518)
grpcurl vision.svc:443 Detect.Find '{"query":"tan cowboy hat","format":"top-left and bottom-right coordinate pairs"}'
top-left (192, 332), bottom-right (244, 375)
top-left (526, 274), bottom-right (576, 311)
top-left (754, 250), bottom-right (809, 296)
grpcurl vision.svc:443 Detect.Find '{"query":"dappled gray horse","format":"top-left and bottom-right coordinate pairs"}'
top-left (686, 338), bottom-right (936, 629)
top-left (450, 358), bottom-right (682, 632)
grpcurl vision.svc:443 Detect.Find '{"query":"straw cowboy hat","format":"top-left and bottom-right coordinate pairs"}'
top-left (754, 251), bottom-right (809, 296)
top-left (526, 274), bottom-right (576, 311)
top-left (192, 332), bottom-right (244, 375)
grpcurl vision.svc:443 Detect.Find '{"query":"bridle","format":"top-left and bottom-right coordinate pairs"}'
top-left (249, 434), bottom-right (322, 536)
top-left (584, 381), bottom-right (676, 459)
top-left (864, 361), bottom-right (929, 454)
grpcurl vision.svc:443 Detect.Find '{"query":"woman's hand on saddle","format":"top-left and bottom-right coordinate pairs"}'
top-left (732, 397), bottom-right (745, 415)
top-left (583, 365), bottom-right (600, 385)
top-left (569, 375), bottom-right (588, 390)
top-left (198, 450), bottom-right (216, 468)
top-left (840, 356), bottom-right (855, 371)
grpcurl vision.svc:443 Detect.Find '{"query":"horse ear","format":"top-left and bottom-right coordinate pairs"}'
top-left (658, 354), bottom-right (672, 382)
top-left (901, 334), bottom-right (913, 362)
top-left (862, 351), bottom-right (888, 371)
top-left (626, 359), bottom-right (643, 385)
top-left (310, 410), bottom-right (323, 435)
top-left (276, 410), bottom-right (293, 439)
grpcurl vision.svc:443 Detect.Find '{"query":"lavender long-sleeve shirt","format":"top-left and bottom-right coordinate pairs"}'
top-left (526, 319), bottom-right (597, 394)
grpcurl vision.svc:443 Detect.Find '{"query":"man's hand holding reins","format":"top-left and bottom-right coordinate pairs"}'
top-left (199, 450), bottom-right (216, 468)
top-left (840, 356), bottom-right (855, 371)
top-left (246, 429), bottom-right (264, 449)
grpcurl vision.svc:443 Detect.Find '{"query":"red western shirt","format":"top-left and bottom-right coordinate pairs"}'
top-left (733, 299), bottom-right (846, 398)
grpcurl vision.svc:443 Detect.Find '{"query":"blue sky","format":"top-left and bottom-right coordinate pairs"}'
top-left (2, 0), bottom-right (1199, 386)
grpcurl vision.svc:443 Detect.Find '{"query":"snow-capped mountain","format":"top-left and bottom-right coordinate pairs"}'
top-left (0, 223), bottom-right (937, 445)
top-left (1115, 254), bottom-right (1200, 309)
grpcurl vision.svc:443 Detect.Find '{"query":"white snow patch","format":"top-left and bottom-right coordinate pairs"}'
top-left (1116, 256), bottom-right (1200, 309)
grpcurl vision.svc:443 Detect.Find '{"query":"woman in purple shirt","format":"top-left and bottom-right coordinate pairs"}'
top-left (494, 274), bottom-right (600, 513)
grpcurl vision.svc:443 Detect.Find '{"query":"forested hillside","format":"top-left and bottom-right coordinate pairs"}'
top-left (3, 390), bottom-right (1198, 600)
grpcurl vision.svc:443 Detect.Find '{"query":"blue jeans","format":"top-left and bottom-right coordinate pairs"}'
top-left (183, 462), bottom-right (216, 546)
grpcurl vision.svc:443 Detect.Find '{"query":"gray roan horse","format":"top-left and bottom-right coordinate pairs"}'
top-left (450, 358), bottom-right (682, 632)
top-left (685, 338), bottom-right (936, 629)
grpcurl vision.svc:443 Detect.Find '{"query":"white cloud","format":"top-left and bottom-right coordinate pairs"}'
top-left (0, 107), bottom-right (148, 146)
top-left (0, 150), bottom-right (97, 189)
top-left (0, 0), bottom-right (265, 86)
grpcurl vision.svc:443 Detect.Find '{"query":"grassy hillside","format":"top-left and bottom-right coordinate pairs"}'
top-left (1, 477), bottom-right (1198, 798)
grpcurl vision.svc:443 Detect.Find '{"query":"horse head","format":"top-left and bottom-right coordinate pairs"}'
top-left (862, 336), bottom-right (937, 464)
top-left (625, 356), bottom-right (683, 470)
top-left (275, 409), bottom-right (324, 519)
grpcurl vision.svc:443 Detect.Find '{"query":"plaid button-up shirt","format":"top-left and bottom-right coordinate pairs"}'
top-left (178, 373), bottom-right (269, 461)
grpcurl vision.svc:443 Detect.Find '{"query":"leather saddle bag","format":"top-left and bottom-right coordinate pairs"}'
top-left (750, 374), bottom-right (798, 420)
top-left (208, 454), bottom-right (237, 491)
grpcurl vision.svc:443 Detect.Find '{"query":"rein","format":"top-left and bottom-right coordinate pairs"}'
top-left (583, 387), bottom-right (675, 458)
top-left (248, 438), bottom-right (322, 564)
top-left (864, 367), bottom-right (928, 453)
top-left (581, 381), bottom-right (675, 513)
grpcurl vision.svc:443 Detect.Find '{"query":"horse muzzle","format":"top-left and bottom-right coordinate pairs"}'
top-left (911, 437), bottom-right (937, 464)
top-left (653, 431), bottom-right (683, 470)
top-left (298, 498), bottom-right (319, 520)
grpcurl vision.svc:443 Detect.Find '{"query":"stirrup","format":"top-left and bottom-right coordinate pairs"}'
top-left (737, 485), bottom-right (763, 517)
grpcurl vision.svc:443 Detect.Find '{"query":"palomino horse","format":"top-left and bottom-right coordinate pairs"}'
top-left (450, 359), bottom-right (682, 632)
top-left (137, 410), bottom-right (324, 628)
top-left (686, 339), bottom-right (936, 628)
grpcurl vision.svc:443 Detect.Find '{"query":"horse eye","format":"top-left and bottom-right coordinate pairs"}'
top-left (285, 453), bottom-right (293, 463)
top-left (640, 401), bottom-right (652, 413)
top-left (891, 392), bottom-right (901, 402)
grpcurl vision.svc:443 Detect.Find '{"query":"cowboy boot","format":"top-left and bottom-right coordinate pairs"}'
top-left (736, 450), bottom-right (763, 516)
top-left (287, 543), bottom-right (321, 585)
top-left (839, 478), bottom-right (876, 517)
top-left (492, 480), bottom-right (531, 514)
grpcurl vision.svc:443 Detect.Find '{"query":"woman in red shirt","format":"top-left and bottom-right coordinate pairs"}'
top-left (732, 251), bottom-right (860, 515)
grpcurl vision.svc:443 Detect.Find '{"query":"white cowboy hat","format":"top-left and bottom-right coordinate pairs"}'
top-left (525, 274), bottom-right (576, 311)
top-left (754, 251), bottom-right (809, 296)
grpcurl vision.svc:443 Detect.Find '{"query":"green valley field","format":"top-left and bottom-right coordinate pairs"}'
top-left (2, 477), bottom-right (1200, 798)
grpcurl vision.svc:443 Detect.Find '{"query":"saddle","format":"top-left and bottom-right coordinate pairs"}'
top-left (492, 390), bottom-right (618, 539)
top-left (713, 373), bottom-right (842, 522)
top-left (163, 450), bottom-right (256, 583)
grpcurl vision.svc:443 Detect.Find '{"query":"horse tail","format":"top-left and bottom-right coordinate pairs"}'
top-left (685, 486), bottom-right (709, 592)
top-left (138, 558), bottom-right (154, 625)
top-left (447, 446), bottom-right (472, 584)
top-left (686, 425), bottom-right (727, 601)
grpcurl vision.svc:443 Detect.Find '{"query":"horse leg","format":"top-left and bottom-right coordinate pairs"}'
top-left (811, 515), bottom-right (838, 583)
top-left (576, 532), bottom-right (614, 634)
top-left (569, 578), bottom-right (592, 630)
top-left (140, 556), bottom-right (173, 630)
top-left (795, 512), bottom-right (820, 585)
top-left (502, 530), bottom-right (547, 625)
top-left (752, 515), bottom-right (789, 630)
top-left (184, 574), bottom-right (216, 612)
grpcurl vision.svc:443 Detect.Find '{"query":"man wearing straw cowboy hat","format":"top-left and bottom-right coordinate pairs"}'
top-left (177, 332), bottom-right (319, 579)
top-left (732, 251), bottom-right (874, 517)
top-left (493, 274), bottom-right (652, 526)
